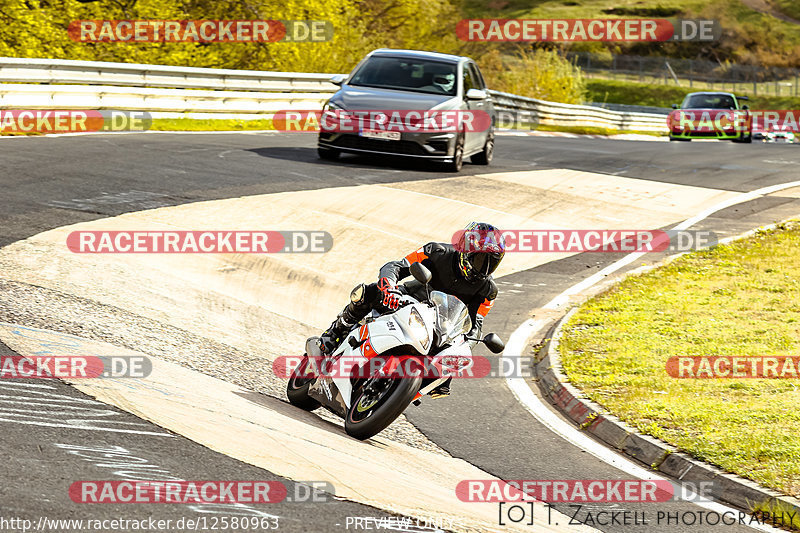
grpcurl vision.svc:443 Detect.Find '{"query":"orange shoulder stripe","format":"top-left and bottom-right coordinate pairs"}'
top-left (404, 248), bottom-right (429, 265)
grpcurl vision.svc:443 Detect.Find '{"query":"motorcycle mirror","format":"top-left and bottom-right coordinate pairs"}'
top-left (482, 333), bottom-right (505, 353)
top-left (306, 336), bottom-right (323, 358)
top-left (410, 262), bottom-right (432, 285)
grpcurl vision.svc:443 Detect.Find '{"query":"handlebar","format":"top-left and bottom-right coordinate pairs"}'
top-left (383, 294), bottom-right (421, 313)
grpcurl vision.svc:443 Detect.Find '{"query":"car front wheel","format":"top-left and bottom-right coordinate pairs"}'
top-left (318, 146), bottom-right (340, 160)
top-left (471, 132), bottom-right (494, 165)
top-left (443, 133), bottom-right (464, 172)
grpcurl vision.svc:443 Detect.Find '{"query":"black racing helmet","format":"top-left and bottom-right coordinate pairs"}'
top-left (455, 222), bottom-right (505, 282)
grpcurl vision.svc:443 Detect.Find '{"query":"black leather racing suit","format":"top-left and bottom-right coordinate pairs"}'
top-left (341, 242), bottom-right (498, 342)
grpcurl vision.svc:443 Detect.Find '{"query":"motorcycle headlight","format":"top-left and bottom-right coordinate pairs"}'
top-left (408, 307), bottom-right (430, 351)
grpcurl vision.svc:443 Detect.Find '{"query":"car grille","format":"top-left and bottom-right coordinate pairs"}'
top-left (688, 131), bottom-right (731, 138)
top-left (331, 135), bottom-right (428, 155)
top-left (426, 140), bottom-right (449, 153)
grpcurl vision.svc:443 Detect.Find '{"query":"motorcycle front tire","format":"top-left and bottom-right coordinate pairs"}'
top-left (286, 355), bottom-right (321, 411)
top-left (345, 375), bottom-right (422, 440)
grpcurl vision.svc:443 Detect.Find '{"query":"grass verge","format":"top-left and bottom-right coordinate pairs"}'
top-left (468, 0), bottom-right (800, 71)
top-left (0, 118), bottom-right (278, 136)
top-left (560, 221), bottom-right (800, 499)
top-left (1, 118), bottom-right (663, 138)
top-left (752, 499), bottom-right (800, 531)
top-left (587, 79), bottom-right (800, 109)
top-left (148, 118), bottom-right (275, 131)
top-left (532, 124), bottom-right (666, 137)
top-left (150, 120), bottom-right (665, 137)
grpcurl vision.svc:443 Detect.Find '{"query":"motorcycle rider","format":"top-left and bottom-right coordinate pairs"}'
top-left (318, 222), bottom-right (505, 398)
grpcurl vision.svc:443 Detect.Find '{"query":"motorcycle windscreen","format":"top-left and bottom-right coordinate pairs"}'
top-left (430, 291), bottom-right (471, 346)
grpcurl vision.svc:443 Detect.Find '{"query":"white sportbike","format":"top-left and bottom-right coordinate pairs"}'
top-left (286, 263), bottom-right (505, 440)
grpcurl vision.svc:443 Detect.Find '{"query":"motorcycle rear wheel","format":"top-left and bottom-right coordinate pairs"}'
top-left (345, 375), bottom-right (422, 440)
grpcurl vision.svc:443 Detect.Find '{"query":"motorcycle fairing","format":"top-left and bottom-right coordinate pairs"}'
top-left (307, 302), bottom-right (435, 412)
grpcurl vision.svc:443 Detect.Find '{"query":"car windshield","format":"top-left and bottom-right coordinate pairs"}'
top-left (349, 56), bottom-right (458, 96)
top-left (430, 291), bottom-right (471, 346)
top-left (683, 94), bottom-right (737, 109)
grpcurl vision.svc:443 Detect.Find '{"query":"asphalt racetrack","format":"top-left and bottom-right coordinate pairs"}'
top-left (2, 131), bottom-right (800, 533)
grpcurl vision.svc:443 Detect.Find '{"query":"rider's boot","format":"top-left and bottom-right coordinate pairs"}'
top-left (319, 311), bottom-right (354, 354)
top-left (429, 377), bottom-right (452, 399)
top-left (319, 284), bottom-right (370, 354)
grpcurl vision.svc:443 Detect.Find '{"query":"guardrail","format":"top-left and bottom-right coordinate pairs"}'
top-left (490, 90), bottom-right (666, 132)
top-left (0, 57), bottom-right (339, 92)
top-left (587, 102), bottom-right (671, 116)
top-left (0, 57), bottom-right (667, 132)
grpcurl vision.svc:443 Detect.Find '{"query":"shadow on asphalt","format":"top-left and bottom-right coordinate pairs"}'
top-left (235, 390), bottom-right (353, 438)
top-left (245, 146), bottom-right (464, 174)
top-left (234, 390), bottom-right (420, 448)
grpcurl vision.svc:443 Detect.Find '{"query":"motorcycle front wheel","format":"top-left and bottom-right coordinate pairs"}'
top-left (286, 355), bottom-right (321, 411)
top-left (344, 375), bottom-right (422, 440)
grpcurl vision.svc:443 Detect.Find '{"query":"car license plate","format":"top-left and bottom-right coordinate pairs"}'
top-left (359, 129), bottom-right (400, 141)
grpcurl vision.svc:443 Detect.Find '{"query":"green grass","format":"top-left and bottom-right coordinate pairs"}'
top-left (560, 221), bottom-right (800, 499)
top-left (533, 123), bottom-right (666, 136)
top-left (587, 79), bottom-right (800, 109)
top-left (467, 0), bottom-right (800, 72)
top-left (466, 0), bottom-right (800, 40)
top-left (465, 0), bottom-right (688, 18)
top-left (150, 119), bottom-right (663, 137)
top-left (753, 499), bottom-right (800, 531)
top-left (587, 80), bottom-right (692, 108)
top-left (148, 118), bottom-right (275, 131)
top-left (0, 117), bottom-right (662, 137)
top-left (0, 118), bottom-right (277, 135)
top-left (774, 1), bottom-right (800, 21)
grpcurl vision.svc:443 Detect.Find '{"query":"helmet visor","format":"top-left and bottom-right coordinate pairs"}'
top-left (465, 251), bottom-right (502, 280)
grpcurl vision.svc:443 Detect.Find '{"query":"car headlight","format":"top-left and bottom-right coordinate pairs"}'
top-left (408, 307), bottom-right (430, 351)
top-left (323, 101), bottom-right (344, 112)
top-left (321, 101), bottom-right (344, 132)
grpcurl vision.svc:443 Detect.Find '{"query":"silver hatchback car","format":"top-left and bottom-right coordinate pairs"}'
top-left (317, 49), bottom-right (495, 172)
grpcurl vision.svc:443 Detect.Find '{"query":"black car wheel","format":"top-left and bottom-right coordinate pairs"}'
top-left (471, 131), bottom-right (494, 165)
top-left (318, 146), bottom-right (340, 160)
top-left (444, 133), bottom-right (464, 172)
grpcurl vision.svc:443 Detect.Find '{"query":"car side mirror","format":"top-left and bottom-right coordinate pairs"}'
top-left (330, 74), bottom-right (346, 86)
top-left (466, 88), bottom-right (487, 100)
top-left (742, 105), bottom-right (750, 110)
top-left (482, 333), bottom-right (505, 354)
top-left (671, 104), bottom-right (679, 109)
top-left (410, 262), bottom-right (432, 285)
